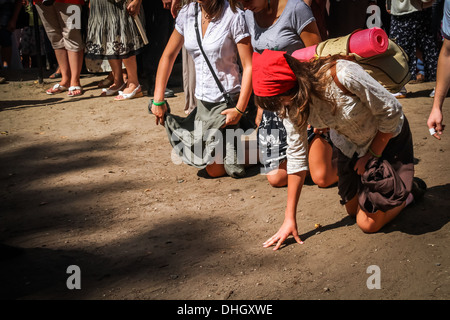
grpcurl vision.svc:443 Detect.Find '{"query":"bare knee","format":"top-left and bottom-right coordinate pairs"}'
top-left (310, 169), bottom-right (338, 188)
top-left (267, 174), bottom-right (287, 187)
top-left (357, 218), bottom-right (382, 233)
top-left (312, 176), bottom-right (330, 188)
top-left (205, 163), bottom-right (226, 178)
top-left (266, 168), bottom-right (287, 188)
top-left (356, 210), bottom-right (384, 233)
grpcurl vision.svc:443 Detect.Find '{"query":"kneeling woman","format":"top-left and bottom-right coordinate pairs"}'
top-left (253, 50), bottom-right (416, 250)
top-left (150, 0), bottom-right (253, 178)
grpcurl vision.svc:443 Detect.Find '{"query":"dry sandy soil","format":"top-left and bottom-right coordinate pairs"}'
top-left (0, 67), bottom-right (449, 302)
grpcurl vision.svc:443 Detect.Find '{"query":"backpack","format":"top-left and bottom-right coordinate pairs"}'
top-left (314, 30), bottom-right (411, 93)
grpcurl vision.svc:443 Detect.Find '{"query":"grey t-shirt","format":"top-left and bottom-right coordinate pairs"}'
top-left (244, 0), bottom-right (315, 54)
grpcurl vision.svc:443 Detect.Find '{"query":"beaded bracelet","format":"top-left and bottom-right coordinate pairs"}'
top-left (152, 100), bottom-right (166, 106)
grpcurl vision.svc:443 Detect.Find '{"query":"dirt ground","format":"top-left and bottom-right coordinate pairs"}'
top-left (0, 67), bottom-right (449, 301)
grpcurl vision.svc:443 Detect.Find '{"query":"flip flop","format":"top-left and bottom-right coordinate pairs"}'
top-left (67, 86), bottom-right (84, 97)
top-left (46, 83), bottom-right (67, 95)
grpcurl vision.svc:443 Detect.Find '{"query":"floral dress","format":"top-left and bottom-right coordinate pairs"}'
top-left (85, 0), bottom-right (146, 60)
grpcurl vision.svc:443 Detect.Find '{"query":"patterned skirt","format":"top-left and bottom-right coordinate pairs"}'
top-left (389, 8), bottom-right (439, 81)
top-left (85, 0), bottom-right (146, 60)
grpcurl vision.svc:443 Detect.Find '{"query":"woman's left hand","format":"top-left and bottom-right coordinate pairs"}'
top-left (354, 153), bottom-right (372, 175)
top-left (127, 0), bottom-right (141, 17)
top-left (221, 108), bottom-right (242, 128)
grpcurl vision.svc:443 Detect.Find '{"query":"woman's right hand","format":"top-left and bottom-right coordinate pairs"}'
top-left (127, 0), bottom-right (142, 17)
top-left (263, 217), bottom-right (303, 251)
top-left (151, 103), bottom-right (168, 126)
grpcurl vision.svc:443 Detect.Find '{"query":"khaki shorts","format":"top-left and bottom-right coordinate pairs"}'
top-left (35, 2), bottom-right (84, 52)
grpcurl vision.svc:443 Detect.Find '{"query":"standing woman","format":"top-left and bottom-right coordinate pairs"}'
top-left (253, 50), bottom-right (421, 250)
top-left (150, 0), bottom-right (253, 178)
top-left (85, 0), bottom-right (145, 101)
top-left (387, 0), bottom-right (439, 98)
top-left (230, 0), bottom-right (337, 188)
top-left (35, 0), bottom-right (85, 97)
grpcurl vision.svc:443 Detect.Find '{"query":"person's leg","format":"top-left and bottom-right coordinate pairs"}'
top-left (206, 133), bottom-right (255, 179)
top-left (344, 195), bottom-right (359, 217)
top-left (101, 59), bottom-right (124, 96)
top-left (308, 136), bottom-right (338, 188)
top-left (390, 13), bottom-right (417, 81)
top-left (266, 161), bottom-right (288, 187)
top-left (114, 55), bottom-right (142, 99)
top-left (53, 48), bottom-right (70, 87)
top-left (205, 162), bottom-right (226, 178)
top-left (355, 201), bottom-right (406, 233)
top-left (35, 3), bottom-right (70, 93)
top-left (345, 192), bottom-right (408, 233)
top-left (122, 55), bottom-right (139, 93)
top-left (0, 45), bottom-right (12, 68)
top-left (417, 8), bottom-right (439, 81)
top-left (67, 49), bottom-right (83, 95)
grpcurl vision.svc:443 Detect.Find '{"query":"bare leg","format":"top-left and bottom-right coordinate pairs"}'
top-left (101, 59), bottom-right (125, 96)
top-left (345, 195), bottom-right (406, 233)
top-left (205, 138), bottom-right (256, 178)
top-left (266, 160), bottom-right (288, 187)
top-left (54, 48), bottom-right (70, 88)
top-left (121, 55), bottom-right (140, 94)
top-left (67, 49), bottom-right (83, 95)
top-left (205, 162), bottom-right (226, 178)
top-left (308, 135), bottom-right (338, 188)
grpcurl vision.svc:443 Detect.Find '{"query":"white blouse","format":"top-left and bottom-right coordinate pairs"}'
top-left (175, 2), bottom-right (250, 103)
top-left (286, 59), bottom-right (405, 174)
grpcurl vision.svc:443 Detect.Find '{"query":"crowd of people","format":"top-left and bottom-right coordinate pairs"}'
top-left (0, 0), bottom-right (176, 98)
top-left (151, 0), bottom-right (448, 250)
top-left (1, 0), bottom-right (448, 250)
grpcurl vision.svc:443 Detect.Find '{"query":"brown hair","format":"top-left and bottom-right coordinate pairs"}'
top-left (228, 0), bottom-right (243, 12)
top-left (187, 0), bottom-right (226, 19)
top-left (255, 54), bottom-right (354, 131)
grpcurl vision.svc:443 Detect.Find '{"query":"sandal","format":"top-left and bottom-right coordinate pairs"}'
top-left (67, 86), bottom-right (84, 97)
top-left (101, 82), bottom-right (126, 96)
top-left (46, 83), bottom-right (67, 95)
top-left (114, 84), bottom-right (143, 101)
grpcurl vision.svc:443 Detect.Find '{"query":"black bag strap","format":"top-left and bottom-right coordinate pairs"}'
top-left (194, 3), bottom-right (234, 106)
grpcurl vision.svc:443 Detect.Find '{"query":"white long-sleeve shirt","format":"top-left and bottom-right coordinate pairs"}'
top-left (286, 59), bottom-right (404, 174)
